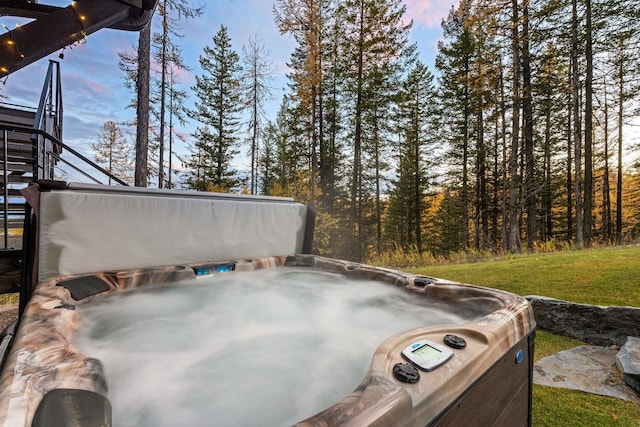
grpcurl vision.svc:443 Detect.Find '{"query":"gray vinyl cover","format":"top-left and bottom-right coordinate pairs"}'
top-left (38, 189), bottom-right (308, 281)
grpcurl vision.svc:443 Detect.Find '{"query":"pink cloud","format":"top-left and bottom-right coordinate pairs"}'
top-left (405, 0), bottom-right (460, 29)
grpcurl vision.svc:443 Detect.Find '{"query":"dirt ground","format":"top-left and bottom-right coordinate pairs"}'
top-left (0, 304), bottom-right (18, 331)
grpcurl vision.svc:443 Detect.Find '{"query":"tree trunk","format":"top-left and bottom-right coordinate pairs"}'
top-left (508, 0), bottom-right (521, 252)
top-left (475, 109), bottom-right (487, 249)
top-left (522, 0), bottom-right (535, 249)
top-left (566, 63), bottom-right (573, 240)
top-left (251, 69), bottom-right (258, 194)
top-left (415, 101), bottom-right (422, 253)
top-left (168, 73), bottom-right (174, 188)
top-left (158, 3), bottom-right (168, 189)
top-left (572, 0), bottom-right (584, 248)
top-left (583, 0), bottom-right (593, 245)
top-left (602, 85), bottom-right (612, 239)
top-left (500, 62), bottom-right (508, 250)
top-left (461, 53), bottom-right (470, 249)
top-left (616, 47), bottom-right (623, 241)
top-left (492, 111), bottom-right (500, 247)
top-left (349, 0), bottom-right (364, 260)
top-left (544, 98), bottom-right (552, 241)
top-left (375, 119), bottom-right (382, 256)
top-left (134, 24), bottom-right (150, 187)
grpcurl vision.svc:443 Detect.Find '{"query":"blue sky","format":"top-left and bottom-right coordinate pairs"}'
top-left (1, 0), bottom-right (458, 175)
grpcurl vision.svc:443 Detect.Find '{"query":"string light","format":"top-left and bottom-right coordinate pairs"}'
top-left (70, 3), bottom-right (86, 31)
top-left (0, 8), bottom-right (86, 75)
top-left (1, 21), bottom-right (25, 73)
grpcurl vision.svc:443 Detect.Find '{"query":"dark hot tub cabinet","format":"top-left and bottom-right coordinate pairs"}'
top-left (0, 183), bottom-right (535, 426)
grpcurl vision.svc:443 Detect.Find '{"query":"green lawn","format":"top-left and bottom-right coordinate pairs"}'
top-left (409, 245), bottom-right (640, 307)
top-left (408, 246), bottom-right (640, 426)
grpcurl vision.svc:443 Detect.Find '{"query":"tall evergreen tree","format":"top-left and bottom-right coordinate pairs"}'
top-left (118, 0), bottom-right (202, 187)
top-left (385, 62), bottom-right (437, 253)
top-left (152, 0), bottom-right (203, 188)
top-left (92, 121), bottom-right (133, 185)
top-left (165, 61), bottom-right (189, 188)
top-left (319, 5), bottom-right (347, 215)
top-left (186, 25), bottom-right (242, 192)
top-left (135, 26), bottom-right (150, 187)
top-left (241, 35), bottom-right (274, 195)
top-left (338, 0), bottom-right (413, 260)
top-left (273, 0), bottom-right (326, 206)
top-left (582, 0), bottom-right (597, 246)
top-left (436, 1), bottom-right (476, 251)
top-left (534, 43), bottom-right (568, 242)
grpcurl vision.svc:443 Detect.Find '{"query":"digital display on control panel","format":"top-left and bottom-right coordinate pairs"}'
top-left (401, 339), bottom-right (454, 371)
top-left (412, 343), bottom-right (441, 358)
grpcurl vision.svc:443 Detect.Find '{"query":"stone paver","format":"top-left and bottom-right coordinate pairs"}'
top-left (534, 345), bottom-right (640, 404)
top-left (617, 337), bottom-right (640, 393)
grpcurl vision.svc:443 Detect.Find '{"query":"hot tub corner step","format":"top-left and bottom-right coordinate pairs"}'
top-left (616, 336), bottom-right (640, 394)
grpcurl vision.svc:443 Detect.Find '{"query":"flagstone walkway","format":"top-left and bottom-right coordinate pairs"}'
top-left (534, 345), bottom-right (640, 404)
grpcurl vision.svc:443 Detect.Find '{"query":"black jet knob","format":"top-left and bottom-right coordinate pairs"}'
top-left (393, 363), bottom-right (420, 384)
top-left (444, 334), bottom-right (467, 349)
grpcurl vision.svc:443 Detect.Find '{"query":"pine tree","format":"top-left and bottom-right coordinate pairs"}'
top-left (338, 0), bottom-right (413, 260)
top-left (435, 1), bottom-right (475, 251)
top-left (320, 5), bottom-right (347, 215)
top-left (273, 0), bottom-right (326, 207)
top-left (259, 121), bottom-right (279, 196)
top-left (385, 62), bottom-right (437, 253)
top-left (534, 43), bottom-right (568, 242)
top-left (240, 35), bottom-right (274, 195)
top-left (135, 26), bottom-right (150, 187)
top-left (165, 62), bottom-right (189, 188)
top-left (92, 121), bottom-right (133, 185)
top-left (118, 0), bottom-right (202, 188)
top-left (152, 0), bottom-right (202, 188)
top-left (187, 25), bottom-right (242, 192)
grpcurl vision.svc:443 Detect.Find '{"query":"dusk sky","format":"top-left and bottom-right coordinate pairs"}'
top-left (1, 0), bottom-right (459, 177)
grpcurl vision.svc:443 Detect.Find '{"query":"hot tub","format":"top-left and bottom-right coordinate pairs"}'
top-left (0, 183), bottom-right (535, 426)
top-left (0, 255), bottom-right (535, 426)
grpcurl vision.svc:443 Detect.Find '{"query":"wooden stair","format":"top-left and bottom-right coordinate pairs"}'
top-left (1, 105), bottom-right (36, 244)
top-left (0, 105), bottom-right (35, 293)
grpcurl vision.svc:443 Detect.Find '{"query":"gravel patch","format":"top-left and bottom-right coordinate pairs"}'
top-left (0, 304), bottom-right (18, 332)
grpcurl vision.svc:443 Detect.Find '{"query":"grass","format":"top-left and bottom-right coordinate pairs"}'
top-left (408, 245), bottom-right (640, 307)
top-left (405, 246), bottom-right (640, 426)
top-left (0, 228), bottom-right (23, 237)
top-left (0, 293), bottom-right (18, 305)
top-left (532, 384), bottom-right (640, 426)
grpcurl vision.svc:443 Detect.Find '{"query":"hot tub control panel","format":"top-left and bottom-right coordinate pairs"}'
top-left (401, 339), bottom-right (454, 371)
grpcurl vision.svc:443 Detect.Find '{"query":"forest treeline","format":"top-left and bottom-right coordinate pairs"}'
top-left (97, 0), bottom-right (640, 262)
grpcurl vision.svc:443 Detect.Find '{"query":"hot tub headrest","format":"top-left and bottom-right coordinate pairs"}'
top-left (36, 184), bottom-right (312, 281)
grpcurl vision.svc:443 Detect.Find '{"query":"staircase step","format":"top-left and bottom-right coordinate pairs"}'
top-left (1, 163), bottom-right (32, 174)
top-left (2, 188), bottom-right (27, 197)
top-left (1, 149), bottom-right (35, 159)
top-left (2, 176), bottom-right (33, 186)
top-left (0, 106), bottom-right (36, 128)
top-left (1, 128), bottom-right (33, 138)
top-left (1, 175), bottom-right (33, 186)
top-left (0, 219), bottom-right (24, 230)
top-left (1, 141), bottom-right (37, 156)
top-left (1, 140), bottom-right (34, 152)
top-left (0, 154), bottom-right (35, 164)
top-left (0, 201), bottom-right (25, 209)
top-left (0, 213), bottom-right (26, 219)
